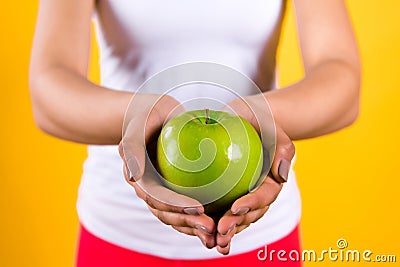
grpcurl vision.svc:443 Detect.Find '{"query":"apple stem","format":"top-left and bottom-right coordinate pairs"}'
top-left (205, 108), bottom-right (210, 124)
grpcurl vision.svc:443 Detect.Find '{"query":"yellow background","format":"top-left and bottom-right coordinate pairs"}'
top-left (1, 1), bottom-right (399, 266)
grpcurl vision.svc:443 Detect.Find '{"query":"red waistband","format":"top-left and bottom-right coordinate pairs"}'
top-left (76, 224), bottom-right (302, 267)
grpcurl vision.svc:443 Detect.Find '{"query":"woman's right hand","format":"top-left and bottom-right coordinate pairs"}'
top-left (119, 94), bottom-right (216, 249)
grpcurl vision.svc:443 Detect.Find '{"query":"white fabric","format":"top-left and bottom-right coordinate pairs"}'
top-left (77, 0), bottom-right (302, 259)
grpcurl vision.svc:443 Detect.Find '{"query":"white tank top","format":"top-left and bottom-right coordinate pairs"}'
top-left (77, 0), bottom-right (301, 259)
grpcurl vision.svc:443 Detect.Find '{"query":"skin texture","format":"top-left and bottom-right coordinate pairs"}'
top-left (30, 0), bottom-right (360, 256)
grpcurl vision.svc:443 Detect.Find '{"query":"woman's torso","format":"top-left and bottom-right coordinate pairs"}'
top-left (77, 0), bottom-right (302, 259)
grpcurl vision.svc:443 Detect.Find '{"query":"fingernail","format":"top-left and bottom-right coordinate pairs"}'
top-left (195, 225), bottom-right (213, 235)
top-left (277, 159), bottom-right (290, 183)
top-left (183, 208), bottom-right (201, 215)
top-left (219, 243), bottom-right (229, 249)
top-left (232, 207), bottom-right (250, 215)
top-left (127, 157), bottom-right (139, 182)
top-left (221, 224), bottom-right (236, 236)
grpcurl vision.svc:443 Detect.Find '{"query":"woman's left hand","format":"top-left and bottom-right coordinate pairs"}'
top-left (215, 96), bottom-right (296, 255)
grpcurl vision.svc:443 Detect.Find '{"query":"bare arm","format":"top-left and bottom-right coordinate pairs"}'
top-left (265, 0), bottom-right (361, 140)
top-left (29, 0), bottom-right (132, 144)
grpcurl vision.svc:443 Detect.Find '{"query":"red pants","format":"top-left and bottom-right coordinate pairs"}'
top-left (76, 224), bottom-right (302, 267)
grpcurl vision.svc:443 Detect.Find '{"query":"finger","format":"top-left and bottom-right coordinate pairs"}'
top-left (217, 242), bottom-right (231, 255)
top-left (121, 155), bottom-right (128, 179)
top-left (119, 142), bottom-right (134, 183)
top-left (223, 98), bottom-right (260, 132)
top-left (147, 206), bottom-right (215, 234)
top-left (220, 206), bottom-right (269, 230)
top-left (216, 206), bottom-right (268, 245)
top-left (218, 176), bottom-right (280, 235)
top-left (215, 210), bottom-right (236, 255)
top-left (270, 124), bottom-right (295, 183)
top-left (216, 222), bottom-right (236, 249)
top-left (121, 95), bottom-right (183, 182)
top-left (140, 94), bottom-right (184, 146)
top-left (217, 210), bottom-right (241, 237)
top-left (131, 179), bottom-right (205, 214)
top-left (231, 176), bottom-right (282, 213)
top-left (120, 142), bottom-right (138, 184)
top-left (118, 141), bottom-right (125, 159)
top-left (236, 206), bottom-right (269, 226)
top-left (195, 229), bottom-right (216, 249)
top-left (216, 209), bottom-right (238, 249)
top-left (216, 206), bottom-right (269, 242)
top-left (121, 119), bottom-right (146, 182)
top-left (150, 208), bottom-right (216, 249)
top-left (235, 224), bottom-right (250, 234)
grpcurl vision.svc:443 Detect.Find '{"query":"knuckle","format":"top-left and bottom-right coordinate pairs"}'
top-left (181, 215), bottom-right (191, 227)
top-left (148, 207), bottom-right (158, 218)
top-left (278, 141), bottom-right (295, 158)
top-left (145, 194), bottom-right (157, 209)
top-left (155, 210), bottom-right (170, 225)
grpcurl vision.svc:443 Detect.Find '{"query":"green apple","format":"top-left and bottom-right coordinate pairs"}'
top-left (156, 109), bottom-right (263, 215)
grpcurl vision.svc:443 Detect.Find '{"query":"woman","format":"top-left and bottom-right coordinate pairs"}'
top-left (29, 0), bottom-right (360, 266)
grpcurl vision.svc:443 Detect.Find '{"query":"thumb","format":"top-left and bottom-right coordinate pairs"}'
top-left (120, 119), bottom-right (146, 182)
top-left (271, 125), bottom-right (295, 184)
top-left (120, 94), bottom-right (183, 182)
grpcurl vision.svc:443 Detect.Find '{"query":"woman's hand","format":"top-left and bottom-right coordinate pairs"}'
top-left (215, 96), bottom-right (295, 255)
top-left (119, 94), bottom-right (216, 249)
